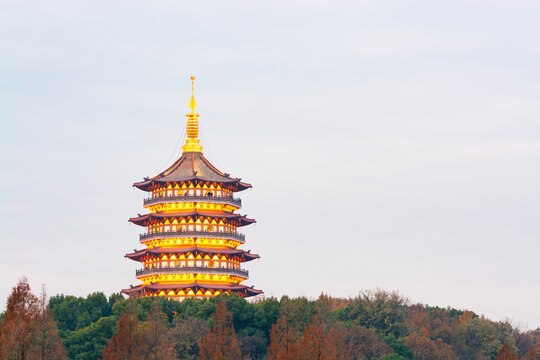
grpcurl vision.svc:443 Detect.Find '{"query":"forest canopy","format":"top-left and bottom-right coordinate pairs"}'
top-left (0, 278), bottom-right (538, 360)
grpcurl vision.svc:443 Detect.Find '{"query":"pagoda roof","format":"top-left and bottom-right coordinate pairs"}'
top-left (134, 152), bottom-right (251, 192)
top-left (125, 246), bottom-right (260, 262)
top-left (129, 211), bottom-right (255, 227)
top-left (122, 282), bottom-right (262, 297)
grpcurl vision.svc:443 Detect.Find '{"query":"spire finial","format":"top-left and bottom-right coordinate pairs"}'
top-left (183, 75), bottom-right (203, 153)
top-left (188, 76), bottom-right (197, 114)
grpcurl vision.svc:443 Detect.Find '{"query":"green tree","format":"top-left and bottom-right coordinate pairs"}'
top-left (169, 316), bottom-right (208, 360)
top-left (459, 317), bottom-right (516, 359)
top-left (384, 334), bottom-right (413, 359)
top-left (337, 290), bottom-right (409, 337)
top-left (63, 316), bottom-right (117, 360)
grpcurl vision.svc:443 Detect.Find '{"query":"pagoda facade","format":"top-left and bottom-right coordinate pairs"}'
top-left (122, 77), bottom-right (261, 300)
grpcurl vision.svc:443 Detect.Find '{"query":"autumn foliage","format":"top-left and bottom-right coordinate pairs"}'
top-left (198, 300), bottom-right (241, 360)
top-left (2, 279), bottom-right (540, 360)
top-left (0, 278), bottom-right (66, 360)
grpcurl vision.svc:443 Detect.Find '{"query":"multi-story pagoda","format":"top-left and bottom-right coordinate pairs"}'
top-left (123, 77), bottom-right (261, 300)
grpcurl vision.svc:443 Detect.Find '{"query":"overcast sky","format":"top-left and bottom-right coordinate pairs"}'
top-left (1, 0), bottom-right (539, 328)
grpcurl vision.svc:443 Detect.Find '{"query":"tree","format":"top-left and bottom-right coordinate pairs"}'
top-left (102, 300), bottom-right (144, 360)
top-left (267, 308), bottom-right (300, 360)
top-left (34, 285), bottom-right (67, 360)
top-left (337, 290), bottom-right (409, 337)
top-left (326, 323), bottom-right (394, 359)
top-left (521, 346), bottom-right (539, 360)
top-left (169, 316), bottom-right (208, 360)
top-left (459, 317), bottom-right (516, 359)
top-left (326, 323), bottom-right (347, 360)
top-left (238, 335), bottom-right (267, 360)
top-left (62, 316), bottom-right (117, 360)
top-left (405, 333), bottom-right (458, 360)
top-left (198, 300), bottom-right (241, 360)
top-left (0, 277), bottom-right (40, 360)
top-left (0, 278), bottom-right (66, 360)
top-left (140, 302), bottom-right (174, 360)
top-left (382, 335), bottom-right (413, 359)
top-left (495, 342), bottom-right (519, 360)
top-left (297, 315), bottom-right (328, 360)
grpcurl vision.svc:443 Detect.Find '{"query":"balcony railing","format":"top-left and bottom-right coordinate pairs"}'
top-left (139, 230), bottom-right (245, 243)
top-left (136, 266), bottom-right (249, 278)
top-left (144, 195), bottom-right (241, 207)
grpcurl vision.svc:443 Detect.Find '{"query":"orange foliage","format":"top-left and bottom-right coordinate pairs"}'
top-left (459, 311), bottom-right (475, 325)
top-left (0, 278), bottom-right (66, 360)
top-left (102, 301), bottom-right (144, 360)
top-left (198, 300), bottom-right (241, 360)
top-left (495, 342), bottom-right (519, 360)
top-left (297, 315), bottom-right (328, 360)
top-left (267, 310), bottom-right (301, 360)
top-left (406, 333), bottom-right (458, 360)
top-left (521, 346), bottom-right (539, 360)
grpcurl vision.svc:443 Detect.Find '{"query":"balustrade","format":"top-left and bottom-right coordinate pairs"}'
top-left (144, 195), bottom-right (241, 207)
top-left (136, 266), bottom-right (249, 278)
top-left (139, 230), bottom-right (245, 242)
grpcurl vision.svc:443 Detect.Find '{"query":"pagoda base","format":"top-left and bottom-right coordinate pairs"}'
top-left (122, 282), bottom-right (262, 299)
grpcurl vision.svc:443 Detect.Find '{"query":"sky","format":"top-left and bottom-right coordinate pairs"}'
top-left (1, 0), bottom-right (539, 328)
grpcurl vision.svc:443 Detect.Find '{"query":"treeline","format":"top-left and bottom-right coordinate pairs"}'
top-left (0, 278), bottom-right (539, 360)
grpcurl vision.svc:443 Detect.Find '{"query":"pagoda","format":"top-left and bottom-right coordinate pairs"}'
top-left (122, 77), bottom-right (262, 300)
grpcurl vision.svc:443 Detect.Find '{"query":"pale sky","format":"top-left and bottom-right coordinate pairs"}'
top-left (1, 0), bottom-right (539, 328)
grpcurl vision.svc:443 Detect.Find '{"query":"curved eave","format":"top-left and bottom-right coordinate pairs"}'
top-left (128, 211), bottom-right (256, 227)
top-left (133, 177), bottom-right (251, 192)
top-left (125, 247), bottom-right (260, 262)
top-left (122, 283), bottom-right (263, 297)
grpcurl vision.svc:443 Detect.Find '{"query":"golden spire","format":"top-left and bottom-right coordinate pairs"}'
top-left (183, 76), bottom-right (203, 153)
top-left (188, 76), bottom-right (197, 114)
